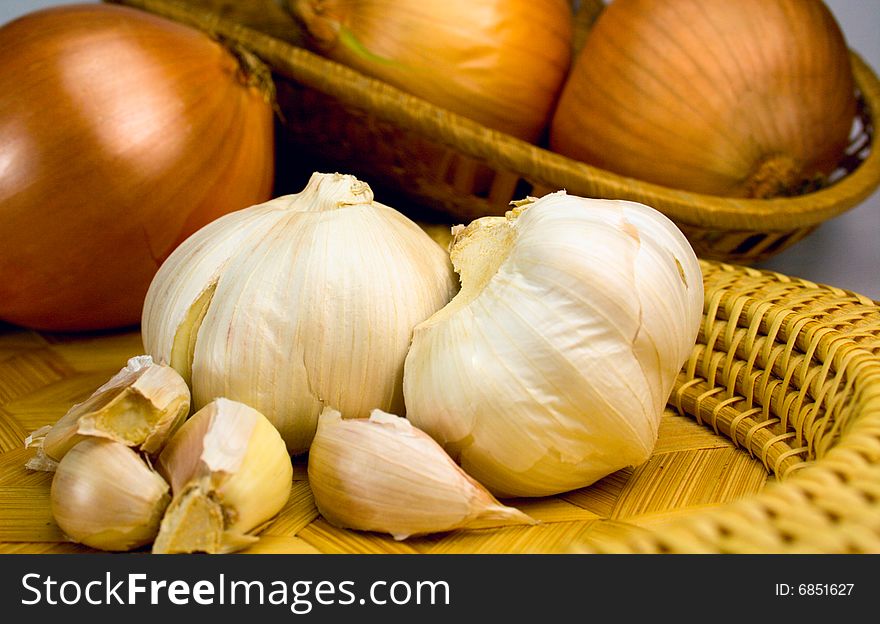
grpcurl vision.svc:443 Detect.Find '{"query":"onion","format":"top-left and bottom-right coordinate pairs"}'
top-left (550, 0), bottom-right (857, 198)
top-left (0, 4), bottom-right (275, 331)
top-left (288, 0), bottom-right (573, 142)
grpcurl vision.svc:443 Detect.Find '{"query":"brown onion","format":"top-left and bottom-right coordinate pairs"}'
top-left (288, 0), bottom-right (573, 142)
top-left (550, 0), bottom-right (857, 198)
top-left (0, 4), bottom-right (274, 331)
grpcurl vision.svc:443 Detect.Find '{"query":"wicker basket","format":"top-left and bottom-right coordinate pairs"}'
top-left (0, 258), bottom-right (878, 554)
top-left (107, 0), bottom-right (880, 265)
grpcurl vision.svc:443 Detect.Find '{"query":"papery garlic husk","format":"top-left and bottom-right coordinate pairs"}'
top-left (403, 192), bottom-right (704, 497)
top-left (142, 172), bottom-right (458, 454)
top-left (50, 438), bottom-right (171, 551)
top-left (26, 355), bottom-right (190, 471)
top-left (152, 398), bottom-right (293, 554)
top-left (308, 407), bottom-right (535, 540)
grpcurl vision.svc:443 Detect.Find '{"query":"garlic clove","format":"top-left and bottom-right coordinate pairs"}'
top-left (27, 355), bottom-right (190, 471)
top-left (152, 398), bottom-right (293, 554)
top-left (151, 478), bottom-right (258, 554)
top-left (50, 438), bottom-right (171, 552)
top-left (142, 204), bottom-right (283, 387)
top-left (308, 407), bottom-right (535, 541)
top-left (169, 281), bottom-right (217, 387)
top-left (619, 201), bottom-right (705, 413)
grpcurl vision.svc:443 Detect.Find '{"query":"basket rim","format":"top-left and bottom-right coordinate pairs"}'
top-left (109, 0), bottom-right (880, 233)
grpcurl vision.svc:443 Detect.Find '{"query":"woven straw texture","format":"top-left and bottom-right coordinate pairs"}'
top-left (107, 0), bottom-right (880, 265)
top-left (0, 258), bottom-right (877, 554)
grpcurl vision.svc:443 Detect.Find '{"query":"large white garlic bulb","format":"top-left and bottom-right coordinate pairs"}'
top-left (143, 172), bottom-right (458, 453)
top-left (403, 192), bottom-right (704, 497)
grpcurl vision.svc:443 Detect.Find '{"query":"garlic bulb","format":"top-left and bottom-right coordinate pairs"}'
top-left (26, 355), bottom-right (190, 471)
top-left (143, 172), bottom-right (458, 453)
top-left (50, 438), bottom-right (171, 551)
top-left (308, 407), bottom-right (534, 540)
top-left (403, 193), bottom-right (704, 497)
top-left (152, 398), bottom-right (292, 554)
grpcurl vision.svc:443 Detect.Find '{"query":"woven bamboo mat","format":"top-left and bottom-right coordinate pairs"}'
top-left (0, 311), bottom-right (770, 555)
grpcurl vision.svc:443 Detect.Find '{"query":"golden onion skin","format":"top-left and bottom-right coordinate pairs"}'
top-left (0, 4), bottom-right (274, 331)
top-left (550, 0), bottom-right (856, 198)
top-left (291, 0), bottom-right (573, 142)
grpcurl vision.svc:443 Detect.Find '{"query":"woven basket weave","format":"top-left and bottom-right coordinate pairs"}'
top-left (106, 0), bottom-right (880, 265)
top-left (0, 256), bottom-right (878, 554)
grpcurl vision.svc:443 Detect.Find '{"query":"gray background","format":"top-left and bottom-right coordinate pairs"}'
top-left (2, 0), bottom-right (878, 299)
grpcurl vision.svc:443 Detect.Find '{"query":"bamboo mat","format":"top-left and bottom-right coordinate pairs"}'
top-left (0, 323), bottom-right (771, 555)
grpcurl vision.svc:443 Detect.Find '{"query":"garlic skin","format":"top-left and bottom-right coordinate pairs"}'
top-left (26, 355), bottom-right (190, 471)
top-left (50, 438), bottom-right (171, 551)
top-left (152, 398), bottom-right (292, 554)
top-left (403, 192), bottom-right (704, 497)
top-left (142, 172), bottom-right (458, 453)
top-left (308, 407), bottom-right (534, 540)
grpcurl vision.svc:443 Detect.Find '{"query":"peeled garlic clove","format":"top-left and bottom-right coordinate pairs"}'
top-left (69, 358), bottom-right (191, 455)
top-left (50, 438), bottom-right (171, 551)
top-left (142, 172), bottom-right (458, 454)
top-left (26, 356), bottom-right (190, 471)
top-left (152, 398), bottom-right (293, 554)
top-left (404, 192), bottom-right (704, 497)
top-left (308, 407), bottom-right (535, 541)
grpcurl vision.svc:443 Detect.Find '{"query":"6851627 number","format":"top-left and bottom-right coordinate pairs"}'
top-left (798, 584), bottom-right (853, 596)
